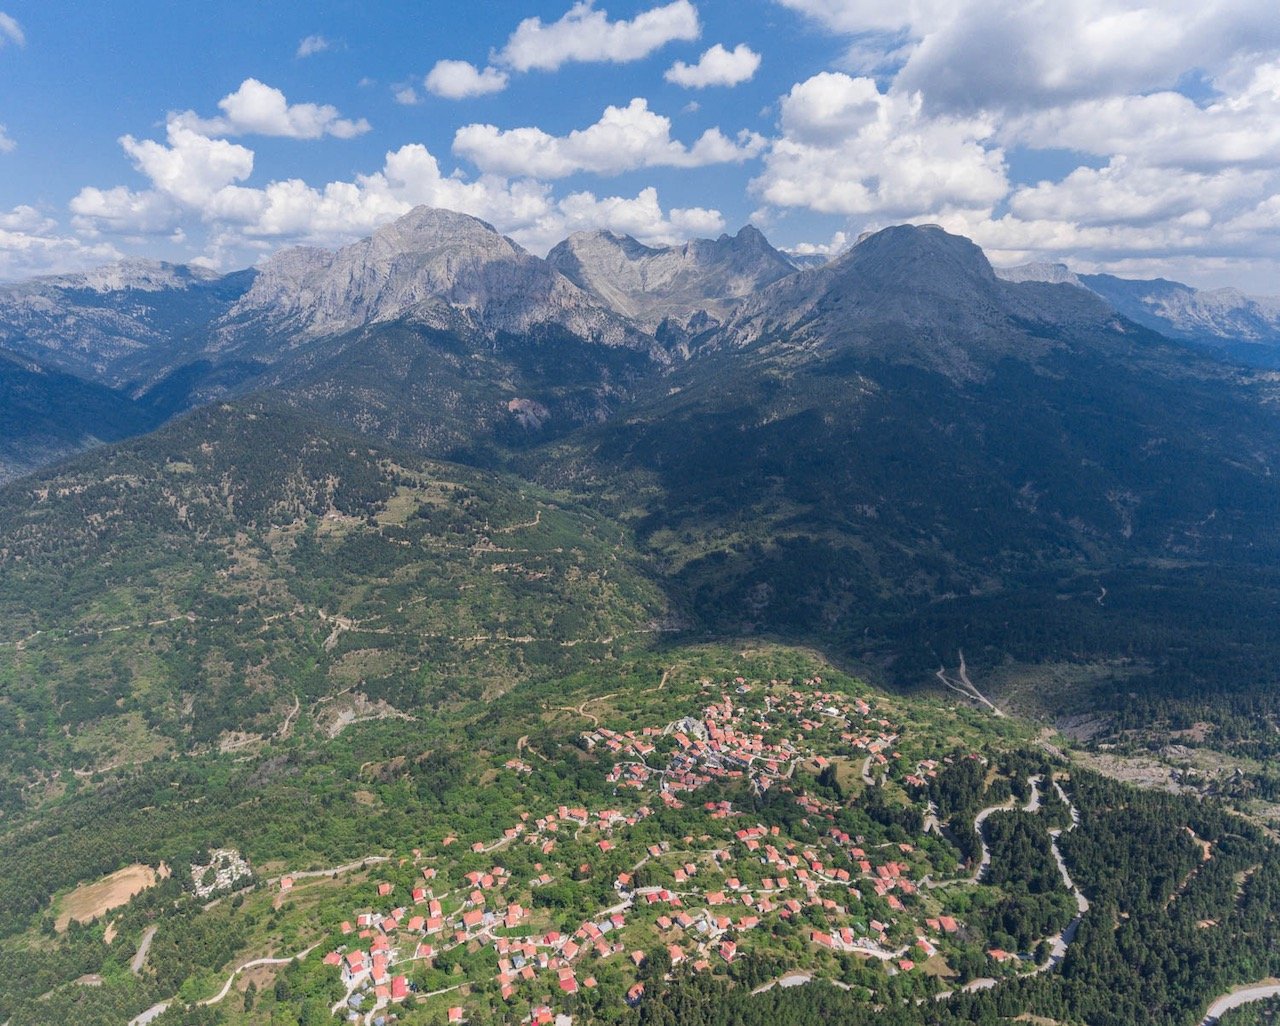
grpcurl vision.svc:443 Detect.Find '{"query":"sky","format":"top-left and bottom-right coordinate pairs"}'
top-left (1, 0), bottom-right (1279, 291)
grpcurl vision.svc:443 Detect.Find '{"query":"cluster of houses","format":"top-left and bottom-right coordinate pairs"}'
top-left (307, 677), bottom-right (996, 1024)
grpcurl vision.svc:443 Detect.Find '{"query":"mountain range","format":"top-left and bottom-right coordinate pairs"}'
top-left (2, 206), bottom-right (1278, 735)
top-left (5, 206), bottom-right (1280, 1026)
top-left (996, 260), bottom-right (1280, 367)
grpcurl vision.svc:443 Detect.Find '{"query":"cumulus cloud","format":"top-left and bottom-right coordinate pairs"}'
top-left (557, 186), bottom-right (725, 243)
top-left (752, 72), bottom-right (1007, 217)
top-left (753, 4), bottom-right (1280, 288)
top-left (119, 121), bottom-right (255, 207)
top-left (180, 79), bottom-right (371, 139)
top-left (497, 0), bottom-right (700, 73)
top-left (1007, 61), bottom-right (1280, 171)
top-left (393, 86), bottom-right (421, 106)
top-left (0, 12), bottom-right (23, 47)
top-left (295, 34), bottom-right (332, 58)
top-left (665, 43), bottom-right (761, 88)
top-left (1008, 160), bottom-right (1268, 229)
top-left (70, 186), bottom-right (180, 235)
top-left (425, 60), bottom-right (509, 99)
top-left (69, 105), bottom-right (723, 267)
top-left (0, 205), bottom-right (123, 281)
top-left (453, 97), bottom-right (765, 179)
top-left (421, 0), bottom-right (700, 101)
top-left (0, 124), bottom-right (13, 153)
top-left (788, 229), bottom-right (850, 257)
top-left (777, 0), bottom-right (1280, 115)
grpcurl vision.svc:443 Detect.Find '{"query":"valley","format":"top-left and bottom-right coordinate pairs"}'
top-left (1, 208), bottom-right (1279, 1026)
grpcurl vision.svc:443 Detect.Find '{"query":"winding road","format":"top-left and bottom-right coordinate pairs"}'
top-left (127, 943), bottom-right (321, 1026)
top-left (1199, 983), bottom-right (1280, 1024)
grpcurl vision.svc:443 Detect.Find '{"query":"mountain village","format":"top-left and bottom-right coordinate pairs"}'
top-left (303, 677), bottom-right (1045, 1025)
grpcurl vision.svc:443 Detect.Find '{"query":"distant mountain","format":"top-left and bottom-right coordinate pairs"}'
top-left (1081, 273), bottom-right (1280, 367)
top-left (545, 225), bottom-right (796, 333)
top-left (784, 251), bottom-right (835, 270)
top-left (996, 261), bottom-right (1280, 368)
top-left (994, 261), bottom-right (1083, 287)
top-left (218, 206), bottom-right (645, 354)
top-left (0, 348), bottom-right (159, 483)
top-left (0, 259), bottom-right (254, 388)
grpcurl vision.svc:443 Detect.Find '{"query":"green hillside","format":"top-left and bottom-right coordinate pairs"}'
top-left (0, 400), bottom-right (666, 811)
top-left (2, 645), bottom-right (1278, 1026)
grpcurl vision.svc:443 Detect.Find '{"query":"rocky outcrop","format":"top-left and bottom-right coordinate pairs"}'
top-left (546, 225), bottom-right (796, 331)
top-left (221, 206), bottom-right (642, 349)
top-left (994, 262), bottom-right (1083, 287)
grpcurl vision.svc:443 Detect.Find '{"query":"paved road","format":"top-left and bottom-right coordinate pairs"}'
top-left (128, 1001), bottom-right (170, 1026)
top-left (1200, 983), bottom-right (1280, 1024)
top-left (131, 925), bottom-right (157, 975)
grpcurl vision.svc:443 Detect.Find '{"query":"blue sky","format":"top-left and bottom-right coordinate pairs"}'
top-left (2, 0), bottom-right (1279, 290)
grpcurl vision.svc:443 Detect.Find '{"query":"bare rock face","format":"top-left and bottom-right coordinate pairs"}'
top-left (545, 225), bottom-right (797, 331)
top-left (995, 262), bottom-right (1084, 288)
top-left (223, 206), bottom-right (640, 348)
top-left (50, 259), bottom-right (226, 294)
top-left (997, 261), bottom-right (1280, 360)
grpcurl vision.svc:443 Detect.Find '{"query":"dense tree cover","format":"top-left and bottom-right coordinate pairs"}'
top-left (982, 812), bottom-right (1074, 952)
top-left (606, 772), bottom-right (1280, 1026)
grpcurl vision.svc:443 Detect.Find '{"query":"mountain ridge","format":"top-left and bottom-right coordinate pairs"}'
top-left (996, 259), bottom-right (1280, 366)
top-left (545, 223), bottom-right (797, 332)
top-left (218, 206), bottom-right (647, 354)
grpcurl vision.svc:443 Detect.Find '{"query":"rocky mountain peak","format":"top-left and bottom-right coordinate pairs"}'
top-left (221, 205), bottom-right (638, 349)
top-left (833, 223), bottom-right (998, 291)
top-left (722, 223), bottom-right (1123, 381)
top-left (24, 259), bottom-right (226, 294)
top-left (545, 223), bottom-right (796, 330)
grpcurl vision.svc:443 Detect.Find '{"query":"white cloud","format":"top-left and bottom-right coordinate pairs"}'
top-left (788, 229), bottom-right (850, 257)
top-left (295, 34), bottom-right (332, 58)
top-left (0, 12), bottom-right (23, 47)
top-left (424, 60), bottom-right (509, 99)
top-left (555, 186), bottom-right (725, 245)
top-left (0, 205), bottom-right (123, 281)
top-left (120, 121), bottom-right (255, 207)
top-left (1008, 160), bottom-right (1268, 229)
top-left (497, 0), bottom-right (700, 73)
top-left (393, 85), bottom-right (421, 106)
top-left (752, 72), bottom-right (1007, 217)
top-left (180, 79), bottom-right (371, 140)
top-left (453, 97), bottom-right (765, 179)
top-left (0, 124), bottom-right (13, 153)
top-left (665, 43), bottom-right (761, 88)
top-left (69, 103), bottom-right (727, 269)
top-left (0, 205), bottom-right (51, 233)
top-left (777, 0), bottom-right (1280, 115)
top-left (70, 186), bottom-right (180, 235)
top-left (1007, 61), bottom-right (1280, 171)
